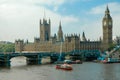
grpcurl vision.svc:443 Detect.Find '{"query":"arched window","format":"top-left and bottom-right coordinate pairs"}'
top-left (45, 31), bottom-right (49, 40)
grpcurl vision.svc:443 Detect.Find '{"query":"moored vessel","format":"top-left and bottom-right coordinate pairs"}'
top-left (56, 64), bottom-right (73, 70)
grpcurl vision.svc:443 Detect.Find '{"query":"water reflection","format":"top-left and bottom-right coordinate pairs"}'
top-left (10, 56), bottom-right (27, 67)
top-left (102, 64), bottom-right (119, 80)
top-left (0, 61), bottom-right (120, 80)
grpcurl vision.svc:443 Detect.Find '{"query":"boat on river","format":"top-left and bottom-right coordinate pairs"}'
top-left (101, 58), bottom-right (120, 64)
top-left (64, 60), bottom-right (82, 64)
top-left (54, 60), bottom-right (82, 64)
top-left (56, 64), bottom-right (73, 70)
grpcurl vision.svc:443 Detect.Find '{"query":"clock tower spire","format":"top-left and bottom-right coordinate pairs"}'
top-left (102, 5), bottom-right (113, 50)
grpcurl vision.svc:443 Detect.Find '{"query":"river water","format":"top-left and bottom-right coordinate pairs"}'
top-left (0, 57), bottom-right (120, 80)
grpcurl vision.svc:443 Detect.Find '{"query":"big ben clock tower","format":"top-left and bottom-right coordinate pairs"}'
top-left (102, 5), bottom-right (113, 50)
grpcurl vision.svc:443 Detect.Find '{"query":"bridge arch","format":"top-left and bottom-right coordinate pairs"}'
top-left (0, 52), bottom-right (66, 67)
top-left (10, 56), bottom-right (27, 66)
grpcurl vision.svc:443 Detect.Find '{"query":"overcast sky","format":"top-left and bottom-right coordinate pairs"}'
top-left (0, 0), bottom-right (120, 42)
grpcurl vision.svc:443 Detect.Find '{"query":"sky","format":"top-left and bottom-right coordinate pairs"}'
top-left (0, 0), bottom-right (120, 42)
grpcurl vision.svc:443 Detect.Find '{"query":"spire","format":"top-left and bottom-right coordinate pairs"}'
top-left (99, 37), bottom-right (102, 41)
top-left (82, 32), bottom-right (87, 41)
top-left (40, 19), bottom-right (41, 24)
top-left (104, 5), bottom-right (111, 19)
top-left (44, 9), bottom-right (46, 20)
top-left (43, 9), bottom-right (47, 24)
top-left (54, 33), bottom-right (57, 38)
top-left (59, 21), bottom-right (62, 30)
top-left (58, 21), bottom-right (63, 41)
top-left (49, 18), bottom-right (51, 24)
top-left (105, 5), bottom-right (110, 14)
top-left (83, 32), bottom-right (85, 37)
top-left (79, 34), bottom-right (81, 40)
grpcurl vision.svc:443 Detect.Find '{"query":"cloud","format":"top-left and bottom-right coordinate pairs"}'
top-left (0, 0), bottom-right (64, 5)
top-left (81, 0), bottom-right (93, 2)
top-left (86, 2), bottom-right (120, 40)
top-left (89, 2), bottom-right (120, 15)
top-left (0, 1), bottom-right (120, 42)
top-left (0, 1), bottom-right (80, 42)
top-left (0, 0), bottom-right (69, 7)
top-left (89, 6), bottom-right (105, 14)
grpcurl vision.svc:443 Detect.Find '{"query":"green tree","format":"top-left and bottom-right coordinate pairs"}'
top-left (108, 43), bottom-right (116, 51)
top-left (0, 43), bottom-right (15, 52)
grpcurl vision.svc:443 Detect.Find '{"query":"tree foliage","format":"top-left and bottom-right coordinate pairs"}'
top-left (107, 43), bottom-right (116, 51)
top-left (0, 43), bottom-right (15, 52)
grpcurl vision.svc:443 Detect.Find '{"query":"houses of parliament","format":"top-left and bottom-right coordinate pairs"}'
top-left (15, 6), bottom-right (113, 53)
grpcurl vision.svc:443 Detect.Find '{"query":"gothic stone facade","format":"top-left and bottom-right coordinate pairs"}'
top-left (15, 6), bottom-right (112, 53)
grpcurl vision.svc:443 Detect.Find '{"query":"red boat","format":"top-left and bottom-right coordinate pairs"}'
top-left (56, 64), bottom-right (73, 70)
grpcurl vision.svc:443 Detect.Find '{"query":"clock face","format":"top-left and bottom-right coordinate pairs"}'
top-left (104, 21), bottom-right (106, 26)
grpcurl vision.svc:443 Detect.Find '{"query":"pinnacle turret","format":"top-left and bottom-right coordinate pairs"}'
top-left (59, 21), bottom-right (62, 30)
top-left (58, 21), bottom-right (63, 41)
top-left (104, 5), bottom-right (111, 19)
top-left (82, 32), bottom-right (87, 41)
top-left (105, 5), bottom-right (110, 14)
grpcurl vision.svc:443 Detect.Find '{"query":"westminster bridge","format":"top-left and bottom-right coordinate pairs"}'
top-left (0, 50), bottom-right (100, 67)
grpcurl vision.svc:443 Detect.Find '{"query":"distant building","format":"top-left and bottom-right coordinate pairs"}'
top-left (0, 41), bottom-right (13, 44)
top-left (15, 6), bottom-right (113, 53)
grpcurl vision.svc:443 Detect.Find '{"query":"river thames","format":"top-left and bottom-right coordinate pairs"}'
top-left (0, 57), bottom-right (120, 80)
